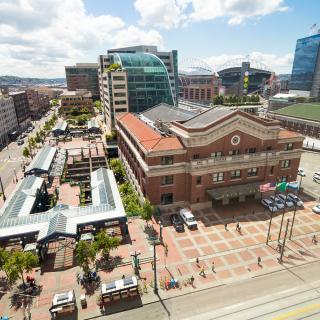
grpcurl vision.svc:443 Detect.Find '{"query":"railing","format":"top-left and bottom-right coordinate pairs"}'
top-left (190, 151), bottom-right (280, 166)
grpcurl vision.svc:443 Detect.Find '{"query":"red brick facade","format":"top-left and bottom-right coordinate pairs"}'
top-left (116, 110), bottom-right (304, 208)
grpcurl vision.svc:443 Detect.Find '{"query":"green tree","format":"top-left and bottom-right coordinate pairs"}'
top-left (140, 199), bottom-right (154, 225)
top-left (109, 159), bottom-right (126, 182)
top-left (70, 107), bottom-right (79, 116)
top-left (76, 241), bottom-right (96, 275)
top-left (51, 99), bottom-right (59, 106)
top-left (106, 63), bottom-right (121, 72)
top-left (35, 132), bottom-right (41, 143)
top-left (0, 248), bottom-right (9, 273)
top-left (3, 251), bottom-right (38, 286)
top-left (106, 130), bottom-right (117, 142)
top-left (213, 95), bottom-right (224, 105)
top-left (94, 100), bottom-right (102, 111)
top-left (22, 147), bottom-right (31, 158)
top-left (93, 231), bottom-right (120, 261)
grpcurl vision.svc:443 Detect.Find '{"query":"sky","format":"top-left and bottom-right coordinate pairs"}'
top-left (0, 0), bottom-right (319, 78)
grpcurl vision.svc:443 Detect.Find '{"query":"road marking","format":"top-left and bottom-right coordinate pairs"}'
top-left (272, 303), bottom-right (320, 320)
top-left (0, 162), bottom-right (8, 171)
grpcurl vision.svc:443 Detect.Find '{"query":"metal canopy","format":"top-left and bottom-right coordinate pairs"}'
top-left (207, 182), bottom-right (261, 200)
top-left (52, 121), bottom-right (68, 132)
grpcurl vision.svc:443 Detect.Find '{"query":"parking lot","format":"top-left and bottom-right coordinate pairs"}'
top-left (300, 151), bottom-right (320, 200)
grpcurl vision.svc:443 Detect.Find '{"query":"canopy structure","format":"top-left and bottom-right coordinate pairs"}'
top-left (25, 145), bottom-right (57, 176)
top-left (52, 121), bottom-right (68, 136)
top-left (0, 168), bottom-right (126, 243)
top-left (207, 182), bottom-right (261, 200)
top-left (87, 118), bottom-right (100, 133)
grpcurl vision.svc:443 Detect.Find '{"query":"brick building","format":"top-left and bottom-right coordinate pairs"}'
top-left (60, 90), bottom-right (94, 117)
top-left (116, 107), bottom-right (304, 209)
top-left (9, 91), bottom-right (31, 130)
top-left (26, 89), bottom-right (50, 120)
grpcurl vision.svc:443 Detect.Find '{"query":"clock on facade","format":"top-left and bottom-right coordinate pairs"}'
top-left (231, 135), bottom-right (240, 145)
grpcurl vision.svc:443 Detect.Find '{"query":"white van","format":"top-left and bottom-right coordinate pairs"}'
top-left (179, 208), bottom-right (197, 229)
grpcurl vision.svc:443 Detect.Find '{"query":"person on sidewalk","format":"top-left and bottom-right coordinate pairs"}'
top-left (196, 257), bottom-right (199, 266)
top-left (199, 266), bottom-right (206, 277)
top-left (211, 261), bottom-right (215, 273)
top-left (225, 223), bottom-right (228, 231)
top-left (236, 222), bottom-right (240, 232)
top-left (312, 235), bottom-right (317, 244)
top-left (257, 256), bottom-right (261, 266)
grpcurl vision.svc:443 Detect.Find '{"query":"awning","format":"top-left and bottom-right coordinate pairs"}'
top-left (207, 182), bottom-right (261, 200)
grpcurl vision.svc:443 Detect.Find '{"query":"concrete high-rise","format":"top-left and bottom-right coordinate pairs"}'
top-left (98, 45), bottom-right (178, 130)
top-left (289, 33), bottom-right (320, 99)
top-left (9, 91), bottom-right (31, 130)
top-left (65, 63), bottom-right (100, 100)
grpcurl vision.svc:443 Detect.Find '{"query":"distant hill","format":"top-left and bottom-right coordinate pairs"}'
top-left (0, 75), bottom-right (66, 86)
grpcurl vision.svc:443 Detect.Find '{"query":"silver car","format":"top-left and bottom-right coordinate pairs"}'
top-left (270, 196), bottom-right (285, 210)
top-left (261, 199), bottom-right (278, 212)
top-left (277, 194), bottom-right (294, 208)
top-left (287, 193), bottom-right (304, 207)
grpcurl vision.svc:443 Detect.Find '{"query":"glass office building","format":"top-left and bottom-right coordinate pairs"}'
top-left (289, 34), bottom-right (320, 92)
top-left (111, 52), bottom-right (174, 113)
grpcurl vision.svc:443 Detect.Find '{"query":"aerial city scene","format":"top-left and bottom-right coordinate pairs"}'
top-left (0, 0), bottom-right (320, 319)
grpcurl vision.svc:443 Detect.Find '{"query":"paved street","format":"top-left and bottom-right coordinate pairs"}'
top-left (300, 151), bottom-right (320, 200)
top-left (106, 261), bottom-right (320, 320)
top-left (0, 109), bottom-right (56, 191)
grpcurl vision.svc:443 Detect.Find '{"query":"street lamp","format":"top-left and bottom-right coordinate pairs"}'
top-left (159, 221), bottom-right (163, 243)
top-left (153, 240), bottom-right (158, 294)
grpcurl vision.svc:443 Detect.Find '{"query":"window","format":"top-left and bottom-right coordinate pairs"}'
top-left (245, 148), bottom-right (256, 154)
top-left (230, 170), bottom-right (241, 179)
top-left (193, 154), bottom-right (200, 159)
top-left (266, 146), bottom-right (272, 151)
top-left (229, 149), bottom-right (239, 156)
top-left (161, 175), bottom-right (173, 185)
top-left (114, 92), bottom-right (126, 97)
top-left (213, 172), bottom-right (224, 182)
top-left (211, 151), bottom-right (223, 157)
top-left (161, 156), bottom-right (173, 165)
top-left (113, 84), bottom-right (125, 89)
top-left (270, 166), bottom-right (274, 174)
top-left (281, 160), bottom-right (291, 168)
top-left (113, 76), bottom-right (125, 81)
top-left (196, 176), bottom-right (202, 185)
top-left (161, 193), bottom-right (173, 205)
top-left (284, 143), bottom-right (293, 151)
top-left (247, 168), bottom-right (258, 177)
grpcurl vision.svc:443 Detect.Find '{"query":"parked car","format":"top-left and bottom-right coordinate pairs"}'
top-left (179, 208), bottom-right (197, 229)
top-left (170, 214), bottom-right (185, 232)
top-left (277, 194), bottom-right (295, 208)
top-left (313, 173), bottom-right (320, 183)
top-left (297, 168), bottom-right (306, 177)
top-left (17, 139), bottom-right (24, 146)
top-left (312, 204), bottom-right (320, 214)
top-left (287, 193), bottom-right (304, 207)
top-left (269, 196), bottom-right (285, 210)
top-left (261, 199), bottom-right (278, 212)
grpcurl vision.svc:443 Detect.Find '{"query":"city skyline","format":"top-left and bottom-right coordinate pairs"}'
top-left (0, 0), bottom-right (319, 77)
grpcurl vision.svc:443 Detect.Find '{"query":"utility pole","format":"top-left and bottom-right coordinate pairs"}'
top-left (266, 209), bottom-right (274, 245)
top-left (0, 175), bottom-right (6, 201)
top-left (278, 192), bottom-right (288, 242)
top-left (279, 219), bottom-right (290, 263)
top-left (153, 240), bottom-right (158, 294)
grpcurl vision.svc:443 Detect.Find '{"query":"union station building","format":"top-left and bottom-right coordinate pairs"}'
top-left (116, 104), bottom-right (304, 208)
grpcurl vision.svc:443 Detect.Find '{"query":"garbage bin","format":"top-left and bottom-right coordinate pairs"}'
top-left (80, 294), bottom-right (87, 308)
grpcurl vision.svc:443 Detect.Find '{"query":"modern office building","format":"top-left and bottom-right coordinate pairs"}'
top-left (60, 90), bottom-right (94, 117)
top-left (116, 107), bottom-right (303, 208)
top-left (0, 91), bottom-right (19, 147)
top-left (65, 63), bottom-right (100, 100)
top-left (98, 45), bottom-right (178, 130)
top-left (9, 91), bottom-right (31, 130)
top-left (289, 33), bottom-right (320, 99)
top-left (25, 89), bottom-right (50, 120)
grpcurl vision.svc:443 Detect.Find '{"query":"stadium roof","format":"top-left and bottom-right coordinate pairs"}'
top-left (52, 121), bottom-right (68, 132)
top-left (0, 168), bottom-right (126, 241)
top-left (273, 103), bottom-right (320, 122)
top-left (140, 103), bottom-right (196, 123)
top-left (25, 145), bottom-right (57, 175)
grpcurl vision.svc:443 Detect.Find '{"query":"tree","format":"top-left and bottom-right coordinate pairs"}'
top-left (109, 159), bottom-right (126, 182)
top-left (94, 100), bottom-right (102, 111)
top-left (93, 231), bottom-right (120, 261)
top-left (22, 147), bottom-right (31, 159)
top-left (0, 248), bottom-right (9, 272)
top-left (106, 130), bottom-right (117, 142)
top-left (3, 251), bottom-right (38, 286)
top-left (76, 240), bottom-right (96, 275)
top-left (140, 199), bottom-right (154, 225)
top-left (35, 132), bottom-right (41, 143)
top-left (51, 99), bottom-right (59, 106)
top-left (213, 95), bottom-right (224, 105)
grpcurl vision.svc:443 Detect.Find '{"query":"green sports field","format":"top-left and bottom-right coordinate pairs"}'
top-left (274, 103), bottom-right (320, 121)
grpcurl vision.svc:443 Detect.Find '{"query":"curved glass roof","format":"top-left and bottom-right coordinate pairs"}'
top-left (112, 52), bottom-right (174, 112)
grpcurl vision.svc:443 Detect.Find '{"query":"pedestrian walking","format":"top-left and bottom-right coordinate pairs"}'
top-left (190, 275), bottom-right (195, 285)
top-left (211, 261), bottom-right (215, 273)
top-left (196, 257), bottom-right (199, 266)
top-left (199, 266), bottom-right (206, 277)
top-left (236, 222), bottom-right (240, 232)
top-left (164, 243), bottom-right (168, 256)
top-left (312, 235), bottom-right (317, 244)
top-left (257, 256), bottom-right (261, 266)
top-left (151, 260), bottom-right (154, 270)
top-left (225, 223), bottom-right (228, 231)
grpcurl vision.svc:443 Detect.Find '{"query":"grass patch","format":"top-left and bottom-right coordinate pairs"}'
top-left (274, 103), bottom-right (320, 121)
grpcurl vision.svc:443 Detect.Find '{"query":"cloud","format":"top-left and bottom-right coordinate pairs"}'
top-left (134, 0), bottom-right (288, 28)
top-left (0, 0), bottom-right (163, 77)
top-left (204, 52), bottom-right (294, 74)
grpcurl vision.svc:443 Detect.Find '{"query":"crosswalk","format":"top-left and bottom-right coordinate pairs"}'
top-left (0, 156), bottom-right (25, 163)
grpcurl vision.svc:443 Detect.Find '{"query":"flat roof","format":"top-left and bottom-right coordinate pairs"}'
top-left (25, 145), bottom-right (57, 174)
top-left (273, 103), bottom-right (320, 122)
top-left (52, 121), bottom-right (68, 132)
top-left (117, 113), bottom-right (184, 152)
top-left (140, 103), bottom-right (196, 123)
top-left (61, 90), bottom-right (92, 97)
top-left (88, 118), bottom-right (99, 129)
